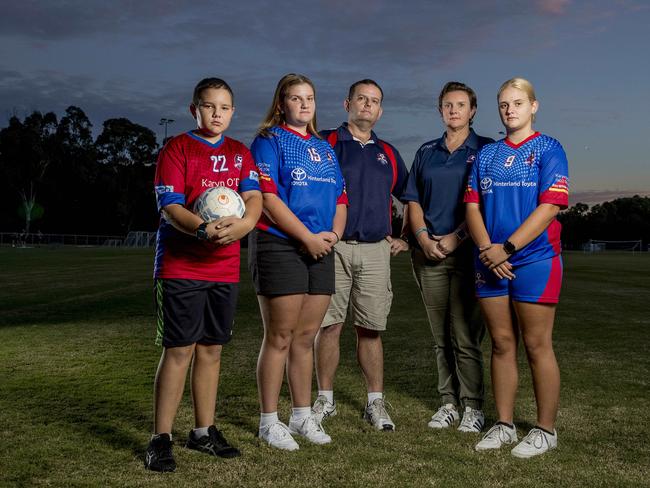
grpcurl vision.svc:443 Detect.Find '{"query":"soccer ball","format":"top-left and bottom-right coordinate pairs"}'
top-left (193, 186), bottom-right (245, 221)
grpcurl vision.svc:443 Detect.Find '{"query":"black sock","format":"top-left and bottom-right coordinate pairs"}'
top-left (535, 426), bottom-right (555, 436)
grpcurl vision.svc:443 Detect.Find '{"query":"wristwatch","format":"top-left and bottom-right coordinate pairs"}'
top-left (196, 222), bottom-right (209, 241)
top-left (503, 240), bottom-right (517, 255)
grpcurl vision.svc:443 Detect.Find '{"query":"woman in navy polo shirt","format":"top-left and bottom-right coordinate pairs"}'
top-left (402, 81), bottom-right (493, 434)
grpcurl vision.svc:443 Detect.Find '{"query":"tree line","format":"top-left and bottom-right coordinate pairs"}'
top-left (1, 106), bottom-right (648, 248)
top-left (0, 106), bottom-right (159, 235)
top-left (557, 196), bottom-right (650, 249)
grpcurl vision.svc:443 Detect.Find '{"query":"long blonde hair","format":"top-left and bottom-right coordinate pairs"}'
top-left (258, 73), bottom-right (320, 138)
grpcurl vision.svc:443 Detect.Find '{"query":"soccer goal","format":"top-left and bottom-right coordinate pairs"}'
top-left (123, 231), bottom-right (157, 248)
top-left (583, 239), bottom-right (643, 253)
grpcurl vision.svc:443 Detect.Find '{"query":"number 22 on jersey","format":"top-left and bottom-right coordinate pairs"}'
top-left (211, 155), bottom-right (228, 172)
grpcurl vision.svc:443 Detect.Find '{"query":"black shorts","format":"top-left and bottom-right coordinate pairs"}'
top-left (154, 279), bottom-right (238, 348)
top-left (248, 229), bottom-right (335, 296)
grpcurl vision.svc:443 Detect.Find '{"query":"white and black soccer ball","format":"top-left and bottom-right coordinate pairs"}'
top-left (193, 186), bottom-right (245, 221)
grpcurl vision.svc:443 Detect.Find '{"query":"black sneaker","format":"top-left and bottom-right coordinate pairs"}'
top-left (186, 425), bottom-right (241, 458)
top-left (144, 433), bottom-right (176, 472)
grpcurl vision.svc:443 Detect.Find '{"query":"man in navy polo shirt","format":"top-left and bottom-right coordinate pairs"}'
top-left (312, 79), bottom-right (409, 431)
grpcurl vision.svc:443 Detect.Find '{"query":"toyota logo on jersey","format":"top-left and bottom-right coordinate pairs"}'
top-left (480, 177), bottom-right (493, 190)
top-left (291, 168), bottom-right (307, 181)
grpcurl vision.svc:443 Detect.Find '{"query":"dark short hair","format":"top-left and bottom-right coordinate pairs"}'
top-left (347, 79), bottom-right (384, 103)
top-left (437, 81), bottom-right (477, 110)
top-left (192, 78), bottom-right (234, 106)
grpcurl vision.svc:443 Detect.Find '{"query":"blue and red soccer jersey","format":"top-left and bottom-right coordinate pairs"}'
top-left (250, 125), bottom-right (348, 239)
top-left (154, 132), bottom-right (261, 282)
top-left (321, 123), bottom-right (408, 242)
top-left (464, 132), bottom-right (569, 266)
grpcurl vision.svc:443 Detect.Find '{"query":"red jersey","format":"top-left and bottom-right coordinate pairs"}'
top-left (153, 131), bottom-right (261, 282)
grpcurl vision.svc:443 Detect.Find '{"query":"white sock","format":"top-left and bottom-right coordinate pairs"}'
top-left (368, 392), bottom-right (383, 405)
top-left (318, 390), bottom-right (334, 403)
top-left (260, 412), bottom-right (279, 429)
top-left (192, 426), bottom-right (209, 438)
top-left (152, 432), bottom-right (172, 441)
top-left (290, 406), bottom-right (311, 421)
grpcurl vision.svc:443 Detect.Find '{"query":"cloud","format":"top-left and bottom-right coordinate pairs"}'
top-left (570, 190), bottom-right (650, 206)
top-left (0, 69), bottom-right (187, 137)
top-left (0, 0), bottom-right (214, 41)
top-left (536, 0), bottom-right (570, 15)
top-left (1, 1), bottom-right (535, 74)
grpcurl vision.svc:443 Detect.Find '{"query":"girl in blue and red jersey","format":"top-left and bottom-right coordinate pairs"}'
top-left (465, 77), bottom-right (569, 458)
top-left (248, 73), bottom-right (347, 450)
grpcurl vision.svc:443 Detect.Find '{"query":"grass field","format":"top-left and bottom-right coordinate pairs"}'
top-left (1, 248), bottom-right (649, 487)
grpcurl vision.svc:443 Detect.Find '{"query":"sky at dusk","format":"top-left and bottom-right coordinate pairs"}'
top-left (1, 0), bottom-right (649, 205)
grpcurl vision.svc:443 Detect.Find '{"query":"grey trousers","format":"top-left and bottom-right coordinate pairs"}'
top-left (411, 247), bottom-right (485, 409)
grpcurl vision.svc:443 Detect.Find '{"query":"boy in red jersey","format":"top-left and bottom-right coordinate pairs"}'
top-left (145, 78), bottom-right (262, 472)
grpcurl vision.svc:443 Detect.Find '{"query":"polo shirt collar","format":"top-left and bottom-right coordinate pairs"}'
top-left (339, 122), bottom-right (378, 145)
top-left (438, 129), bottom-right (479, 151)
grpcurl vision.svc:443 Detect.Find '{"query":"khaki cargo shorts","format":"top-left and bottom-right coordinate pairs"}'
top-left (322, 239), bottom-right (393, 331)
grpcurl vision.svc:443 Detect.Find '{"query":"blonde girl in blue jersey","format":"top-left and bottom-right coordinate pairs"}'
top-left (466, 77), bottom-right (569, 458)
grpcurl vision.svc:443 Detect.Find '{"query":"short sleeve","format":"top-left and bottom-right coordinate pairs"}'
top-left (331, 149), bottom-right (349, 206)
top-left (538, 146), bottom-right (569, 209)
top-left (154, 138), bottom-right (186, 211)
top-left (238, 148), bottom-right (261, 193)
top-left (391, 147), bottom-right (409, 200)
top-left (250, 135), bottom-right (280, 194)
top-left (463, 149), bottom-right (481, 204)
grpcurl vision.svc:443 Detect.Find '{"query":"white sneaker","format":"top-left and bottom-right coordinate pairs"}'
top-left (363, 398), bottom-right (395, 431)
top-left (511, 427), bottom-right (557, 458)
top-left (475, 422), bottom-right (518, 451)
top-left (458, 406), bottom-right (485, 433)
top-left (259, 421), bottom-right (299, 451)
top-left (428, 404), bottom-right (459, 429)
top-left (289, 414), bottom-right (332, 445)
top-left (311, 395), bottom-right (337, 423)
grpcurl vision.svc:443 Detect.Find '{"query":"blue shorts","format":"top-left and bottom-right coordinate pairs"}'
top-left (474, 255), bottom-right (563, 304)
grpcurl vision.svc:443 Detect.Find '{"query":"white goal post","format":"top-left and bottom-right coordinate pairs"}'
top-left (123, 231), bottom-right (157, 248)
top-left (583, 239), bottom-right (642, 253)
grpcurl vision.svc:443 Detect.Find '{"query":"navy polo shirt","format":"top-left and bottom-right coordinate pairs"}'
top-left (402, 129), bottom-right (493, 236)
top-left (321, 123), bottom-right (408, 242)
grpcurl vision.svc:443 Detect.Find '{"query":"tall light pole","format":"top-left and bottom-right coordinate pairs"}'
top-left (159, 118), bottom-right (175, 141)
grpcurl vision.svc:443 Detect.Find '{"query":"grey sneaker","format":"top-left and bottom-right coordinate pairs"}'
top-left (428, 403), bottom-right (459, 429)
top-left (312, 395), bottom-right (337, 423)
top-left (458, 407), bottom-right (485, 433)
top-left (475, 422), bottom-right (518, 451)
top-left (258, 421), bottom-right (299, 451)
top-left (511, 427), bottom-right (557, 458)
top-left (289, 414), bottom-right (332, 445)
top-left (363, 398), bottom-right (395, 431)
